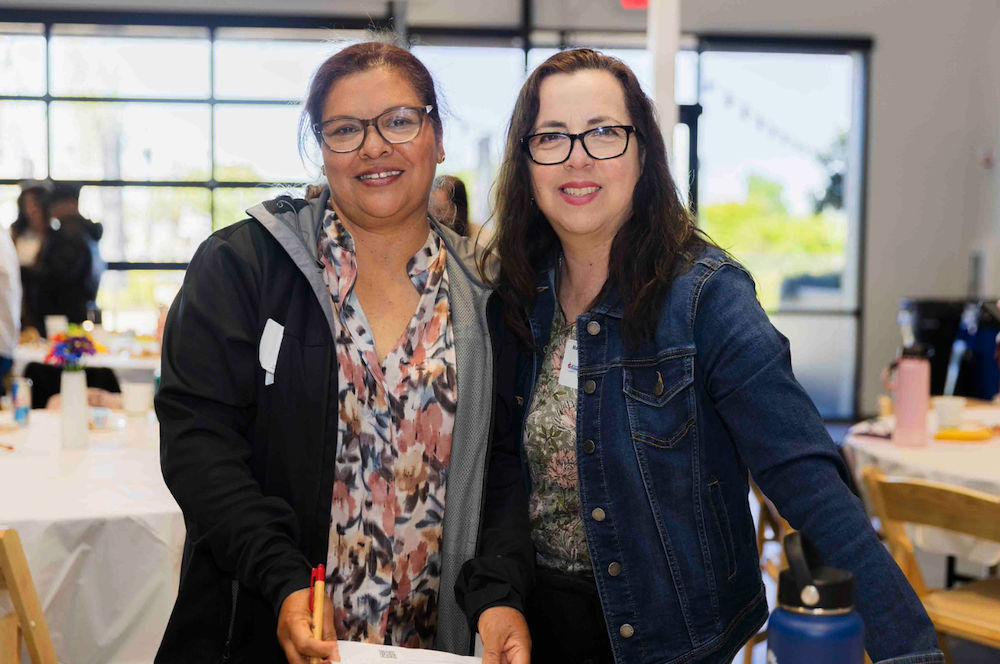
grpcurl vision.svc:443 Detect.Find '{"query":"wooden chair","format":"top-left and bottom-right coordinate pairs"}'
top-left (862, 467), bottom-right (1000, 664)
top-left (0, 530), bottom-right (57, 664)
top-left (742, 483), bottom-right (872, 664)
top-left (742, 481), bottom-right (793, 664)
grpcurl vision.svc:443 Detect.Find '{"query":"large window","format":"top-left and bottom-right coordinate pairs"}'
top-left (0, 21), bottom-right (359, 333)
top-left (696, 42), bottom-right (869, 418)
top-left (2, 14), bottom-right (869, 419)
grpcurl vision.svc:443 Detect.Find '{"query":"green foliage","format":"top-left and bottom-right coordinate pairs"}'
top-left (699, 175), bottom-right (847, 311)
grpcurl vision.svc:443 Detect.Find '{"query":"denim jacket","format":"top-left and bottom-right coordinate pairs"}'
top-left (464, 246), bottom-right (944, 664)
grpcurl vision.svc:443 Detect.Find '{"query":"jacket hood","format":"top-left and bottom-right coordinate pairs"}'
top-left (246, 186), bottom-right (492, 290)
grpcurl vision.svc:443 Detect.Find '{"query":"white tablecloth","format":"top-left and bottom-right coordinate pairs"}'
top-left (845, 407), bottom-right (1000, 567)
top-left (13, 345), bottom-right (161, 385)
top-left (0, 411), bottom-right (182, 664)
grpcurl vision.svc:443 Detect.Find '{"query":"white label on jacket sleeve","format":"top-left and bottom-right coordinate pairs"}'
top-left (558, 339), bottom-right (579, 390)
top-left (259, 319), bottom-right (284, 385)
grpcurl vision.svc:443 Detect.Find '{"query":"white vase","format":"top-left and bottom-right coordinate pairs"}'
top-left (60, 370), bottom-right (88, 449)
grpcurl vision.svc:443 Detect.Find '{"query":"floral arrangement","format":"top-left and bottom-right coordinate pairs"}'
top-left (44, 326), bottom-right (106, 371)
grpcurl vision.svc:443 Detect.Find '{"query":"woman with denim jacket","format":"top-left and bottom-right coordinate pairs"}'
top-left (455, 49), bottom-right (944, 664)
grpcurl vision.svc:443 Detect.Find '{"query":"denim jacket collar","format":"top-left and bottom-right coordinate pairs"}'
top-left (531, 251), bottom-right (625, 344)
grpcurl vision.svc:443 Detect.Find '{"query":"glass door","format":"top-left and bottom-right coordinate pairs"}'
top-left (695, 42), bottom-right (868, 419)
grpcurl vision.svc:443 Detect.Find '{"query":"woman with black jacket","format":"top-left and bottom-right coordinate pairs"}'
top-left (156, 42), bottom-right (497, 663)
top-left (457, 49), bottom-right (943, 664)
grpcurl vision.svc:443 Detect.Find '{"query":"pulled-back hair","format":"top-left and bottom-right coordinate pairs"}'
top-left (299, 41), bottom-right (443, 161)
top-left (482, 48), bottom-right (712, 348)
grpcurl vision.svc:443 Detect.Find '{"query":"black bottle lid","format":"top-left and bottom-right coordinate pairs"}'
top-left (900, 342), bottom-right (931, 359)
top-left (777, 532), bottom-right (855, 613)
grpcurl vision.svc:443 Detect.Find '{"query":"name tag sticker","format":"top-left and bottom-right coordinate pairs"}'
top-left (558, 339), bottom-right (579, 390)
top-left (259, 318), bottom-right (284, 385)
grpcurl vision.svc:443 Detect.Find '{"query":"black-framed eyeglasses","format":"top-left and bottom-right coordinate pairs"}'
top-left (521, 125), bottom-right (639, 165)
top-left (313, 105), bottom-right (434, 153)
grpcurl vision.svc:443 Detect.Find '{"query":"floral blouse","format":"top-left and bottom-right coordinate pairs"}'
top-left (318, 211), bottom-right (457, 648)
top-left (524, 307), bottom-right (592, 574)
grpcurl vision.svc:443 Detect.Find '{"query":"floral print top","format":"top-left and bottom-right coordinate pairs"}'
top-left (524, 307), bottom-right (592, 574)
top-left (318, 211), bottom-right (457, 648)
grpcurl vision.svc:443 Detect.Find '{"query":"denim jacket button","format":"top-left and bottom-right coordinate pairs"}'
top-left (608, 562), bottom-right (621, 576)
top-left (587, 320), bottom-right (601, 336)
top-left (619, 624), bottom-right (634, 638)
top-left (583, 439), bottom-right (596, 454)
top-left (591, 508), bottom-right (606, 521)
top-left (584, 380), bottom-right (596, 394)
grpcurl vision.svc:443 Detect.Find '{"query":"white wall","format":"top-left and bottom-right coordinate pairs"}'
top-left (679, 0), bottom-right (998, 414)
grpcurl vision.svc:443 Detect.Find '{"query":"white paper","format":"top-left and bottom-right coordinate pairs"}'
top-left (334, 642), bottom-right (480, 664)
top-left (558, 339), bottom-right (579, 390)
top-left (259, 318), bottom-right (284, 374)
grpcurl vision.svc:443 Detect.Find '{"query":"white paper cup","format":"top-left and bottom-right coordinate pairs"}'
top-left (932, 396), bottom-right (967, 430)
top-left (121, 382), bottom-right (155, 417)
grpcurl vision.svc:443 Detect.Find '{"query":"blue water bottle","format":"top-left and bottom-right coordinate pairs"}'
top-left (767, 532), bottom-right (865, 664)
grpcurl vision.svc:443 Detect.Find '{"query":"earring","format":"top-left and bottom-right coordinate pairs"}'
top-left (321, 165), bottom-right (327, 175)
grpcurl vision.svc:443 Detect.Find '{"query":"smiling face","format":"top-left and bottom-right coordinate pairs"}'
top-left (528, 69), bottom-right (641, 246)
top-left (320, 68), bottom-right (444, 232)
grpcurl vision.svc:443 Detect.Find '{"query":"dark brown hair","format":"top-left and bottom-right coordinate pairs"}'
top-left (482, 48), bottom-right (711, 348)
top-left (11, 186), bottom-right (50, 241)
top-left (299, 41), bottom-right (443, 160)
top-left (431, 175), bottom-right (470, 236)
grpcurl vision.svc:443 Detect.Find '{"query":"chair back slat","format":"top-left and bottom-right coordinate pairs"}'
top-left (0, 529), bottom-right (59, 664)
top-left (876, 475), bottom-right (1000, 543)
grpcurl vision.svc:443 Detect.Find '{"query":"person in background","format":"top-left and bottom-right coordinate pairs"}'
top-left (36, 183), bottom-right (105, 334)
top-left (156, 41), bottom-right (495, 664)
top-left (458, 49), bottom-right (943, 664)
top-left (0, 225), bottom-right (21, 392)
top-left (10, 185), bottom-right (51, 333)
top-left (430, 175), bottom-right (470, 237)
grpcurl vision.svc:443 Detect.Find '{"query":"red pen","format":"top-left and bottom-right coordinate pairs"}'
top-left (309, 564), bottom-right (326, 664)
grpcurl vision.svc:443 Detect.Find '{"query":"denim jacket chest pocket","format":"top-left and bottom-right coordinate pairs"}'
top-left (621, 348), bottom-right (696, 449)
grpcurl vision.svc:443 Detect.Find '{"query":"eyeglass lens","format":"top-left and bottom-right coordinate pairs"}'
top-left (319, 107), bottom-right (425, 152)
top-left (528, 127), bottom-right (630, 164)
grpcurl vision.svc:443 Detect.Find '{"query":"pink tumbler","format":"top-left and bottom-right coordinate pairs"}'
top-left (887, 345), bottom-right (931, 446)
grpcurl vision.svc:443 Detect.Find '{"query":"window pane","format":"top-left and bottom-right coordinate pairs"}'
top-left (675, 50), bottom-right (699, 105)
top-left (50, 102), bottom-right (211, 181)
top-left (97, 269), bottom-right (184, 336)
top-left (698, 51), bottom-right (858, 313)
top-left (529, 47), bottom-right (692, 102)
top-left (602, 49), bottom-right (651, 94)
top-left (214, 105), bottom-right (309, 182)
top-left (213, 186), bottom-right (291, 231)
top-left (412, 46), bottom-right (525, 226)
top-left (0, 185), bottom-right (21, 230)
top-left (214, 38), bottom-right (340, 100)
top-left (0, 33), bottom-right (46, 95)
top-left (770, 314), bottom-right (856, 419)
top-left (79, 186), bottom-right (211, 263)
top-left (49, 29), bottom-right (210, 98)
top-left (0, 101), bottom-right (47, 179)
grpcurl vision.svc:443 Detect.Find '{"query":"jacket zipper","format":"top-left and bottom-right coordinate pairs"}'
top-left (220, 579), bottom-right (239, 663)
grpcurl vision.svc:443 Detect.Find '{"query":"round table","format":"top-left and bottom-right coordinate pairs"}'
top-left (844, 406), bottom-right (1000, 567)
top-left (13, 345), bottom-right (161, 385)
top-left (0, 410), bottom-right (181, 664)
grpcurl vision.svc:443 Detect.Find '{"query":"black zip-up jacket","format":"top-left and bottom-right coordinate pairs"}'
top-left (155, 191), bottom-right (499, 662)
